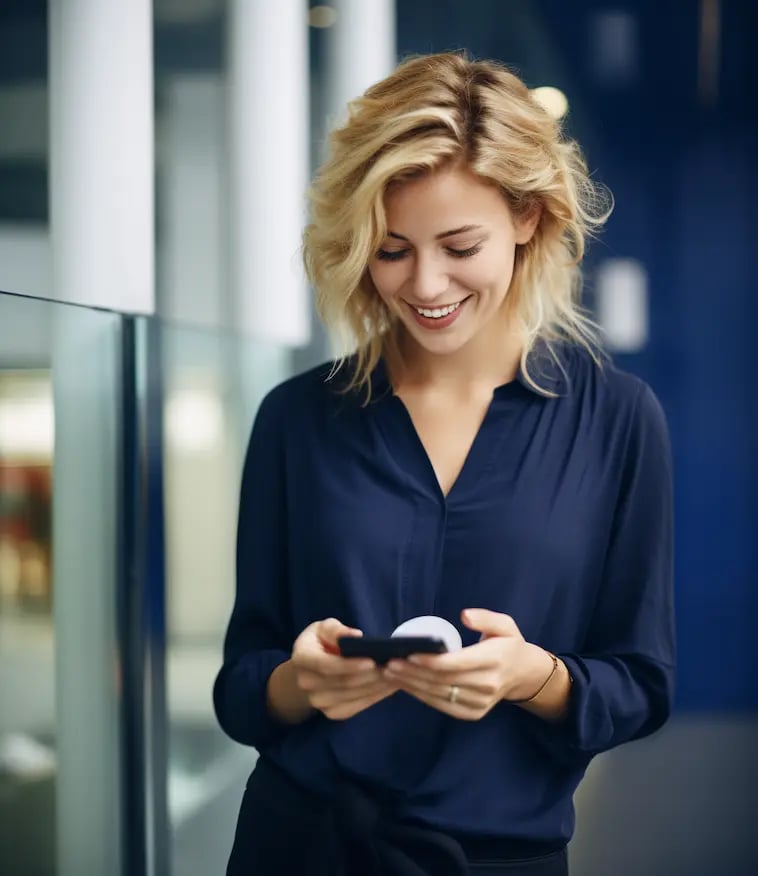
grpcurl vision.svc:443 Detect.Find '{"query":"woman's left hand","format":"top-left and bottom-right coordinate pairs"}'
top-left (383, 609), bottom-right (555, 720)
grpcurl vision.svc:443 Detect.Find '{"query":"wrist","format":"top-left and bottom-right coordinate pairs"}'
top-left (506, 643), bottom-right (555, 702)
top-left (266, 659), bottom-right (315, 725)
top-left (511, 650), bottom-right (558, 704)
top-left (513, 651), bottom-right (572, 723)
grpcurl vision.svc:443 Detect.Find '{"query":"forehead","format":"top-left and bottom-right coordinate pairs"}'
top-left (383, 166), bottom-right (508, 228)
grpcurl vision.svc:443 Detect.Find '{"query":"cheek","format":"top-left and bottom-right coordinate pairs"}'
top-left (369, 263), bottom-right (403, 303)
top-left (464, 252), bottom-right (516, 295)
top-left (455, 261), bottom-right (507, 294)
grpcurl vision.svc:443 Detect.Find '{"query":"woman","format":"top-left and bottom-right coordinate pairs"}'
top-left (214, 51), bottom-right (675, 876)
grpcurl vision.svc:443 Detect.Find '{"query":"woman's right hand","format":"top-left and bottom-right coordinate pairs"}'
top-left (289, 618), bottom-right (398, 720)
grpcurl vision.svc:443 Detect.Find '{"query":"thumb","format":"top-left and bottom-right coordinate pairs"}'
top-left (461, 608), bottom-right (518, 639)
top-left (317, 618), bottom-right (362, 652)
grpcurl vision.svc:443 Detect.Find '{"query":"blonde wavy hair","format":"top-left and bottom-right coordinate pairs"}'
top-left (303, 51), bottom-right (612, 398)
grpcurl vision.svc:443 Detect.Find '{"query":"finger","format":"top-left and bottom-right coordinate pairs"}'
top-left (403, 639), bottom-right (503, 672)
top-left (295, 628), bottom-right (376, 675)
top-left (316, 619), bottom-right (367, 661)
top-left (461, 608), bottom-right (520, 639)
top-left (384, 663), bottom-right (502, 696)
top-left (317, 617), bottom-right (363, 648)
top-left (295, 648), bottom-right (376, 676)
top-left (311, 680), bottom-right (396, 713)
top-left (297, 667), bottom-right (387, 693)
top-left (391, 674), bottom-right (490, 710)
top-left (385, 659), bottom-right (487, 682)
top-left (322, 686), bottom-right (397, 721)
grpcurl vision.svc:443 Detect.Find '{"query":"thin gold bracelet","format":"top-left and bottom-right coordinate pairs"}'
top-left (512, 652), bottom-right (558, 704)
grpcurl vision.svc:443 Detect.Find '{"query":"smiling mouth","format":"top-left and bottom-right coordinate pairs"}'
top-left (408, 297), bottom-right (469, 319)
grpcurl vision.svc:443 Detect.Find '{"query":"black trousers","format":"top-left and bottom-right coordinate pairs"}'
top-left (468, 848), bottom-right (567, 874)
top-left (227, 758), bottom-right (568, 876)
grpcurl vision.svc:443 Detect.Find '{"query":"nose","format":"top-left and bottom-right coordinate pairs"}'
top-left (410, 252), bottom-right (450, 304)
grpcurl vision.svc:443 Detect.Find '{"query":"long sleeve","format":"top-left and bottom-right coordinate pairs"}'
top-left (527, 383), bottom-right (675, 764)
top-left (213, 390), bottom-right (294, 749)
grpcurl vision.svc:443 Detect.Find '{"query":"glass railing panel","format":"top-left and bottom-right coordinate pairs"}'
top-left (0, 290), bottom-right (124, 876)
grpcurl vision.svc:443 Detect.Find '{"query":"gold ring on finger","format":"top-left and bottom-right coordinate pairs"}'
top-left (448, 684), bottom-right (460, 704)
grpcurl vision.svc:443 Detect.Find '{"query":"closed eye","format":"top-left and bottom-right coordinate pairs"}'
top-left (376, 248), bottom-right (408, 261)
top-left (376, 244), bottom-right (482, 261)
top-left (447, 244), bottom-right (482, 259)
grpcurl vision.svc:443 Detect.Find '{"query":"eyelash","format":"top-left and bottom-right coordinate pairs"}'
top-left (376, 244), bottom-right (482, 262)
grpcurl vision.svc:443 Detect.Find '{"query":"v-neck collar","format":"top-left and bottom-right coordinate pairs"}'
top-left (369, 338), bottom-right (569, 401)
top-left (384, 392), bottom-right (505, 502)
top-left (361, 340), bottom-right (570, 502)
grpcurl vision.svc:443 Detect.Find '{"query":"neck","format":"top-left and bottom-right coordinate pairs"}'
top-left (389, 308), bottom-right (525, 396)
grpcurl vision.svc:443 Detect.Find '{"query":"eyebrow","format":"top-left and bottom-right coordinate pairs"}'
top-left (387, 224), bottom-right (484, 242)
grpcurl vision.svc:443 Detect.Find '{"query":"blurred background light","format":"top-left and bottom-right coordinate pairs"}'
top-left (698, 0), bottom-right (721, 106)
top-left (0, 396), bottom-right (54, 458)
top-left (589, 11), bottom-right (639, 87)
top-left (165, 389), bottom-right (224, 454)
top-left (531, 85), bottom-right (569, 120)
top-left (309, 5), bottom-right (338, 29)
top-left (595, 258), bottom-right (649, 353)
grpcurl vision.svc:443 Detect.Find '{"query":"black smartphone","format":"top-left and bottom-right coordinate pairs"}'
top-left (338, 636), bottom-right (447, 665)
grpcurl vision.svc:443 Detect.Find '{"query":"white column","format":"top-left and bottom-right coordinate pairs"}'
top-left (327, 0), bottom-right (396, 128)
top-left (157, 75), bottom-right (227, 329)
top-left (227, 0), bottom-right (310, 345)
top-left (49, 0), bottom-right (154, 314)
top-left (319, 0), bottom-right (396, 357)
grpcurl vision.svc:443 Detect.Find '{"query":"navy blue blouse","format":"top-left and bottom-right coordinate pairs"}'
top-left (213, 342), bottom-right (675, 844)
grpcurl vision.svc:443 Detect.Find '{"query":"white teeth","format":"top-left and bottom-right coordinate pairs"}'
top-left (415, 301), bottom-right (462, 319)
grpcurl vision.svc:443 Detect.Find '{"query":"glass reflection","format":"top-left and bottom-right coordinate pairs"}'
top-left (160, 321), bottom-right (292, 876)
top-left (0, 369), bottom-right (55, 876)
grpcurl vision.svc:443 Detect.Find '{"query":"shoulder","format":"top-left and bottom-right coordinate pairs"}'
top-left (559, 343), bottom-right (670, 457)
top-left (261, 359), bottom-right (338, 407)
top-left (562, 344), bottom-right (663, 416)
top-left (254, 358), bottom-right (355, 432)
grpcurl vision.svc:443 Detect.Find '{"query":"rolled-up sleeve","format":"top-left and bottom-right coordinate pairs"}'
top-left (529, 383), bottom-right (675, 763)
top-left (213, 389), bottom-right (294, 750)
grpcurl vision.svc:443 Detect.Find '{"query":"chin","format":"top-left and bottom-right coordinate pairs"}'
top-left (407, 327), bottom-right (471, 357)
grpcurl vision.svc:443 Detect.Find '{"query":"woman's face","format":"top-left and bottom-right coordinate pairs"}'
top-left (368, 165), bottom-right (539, 359)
